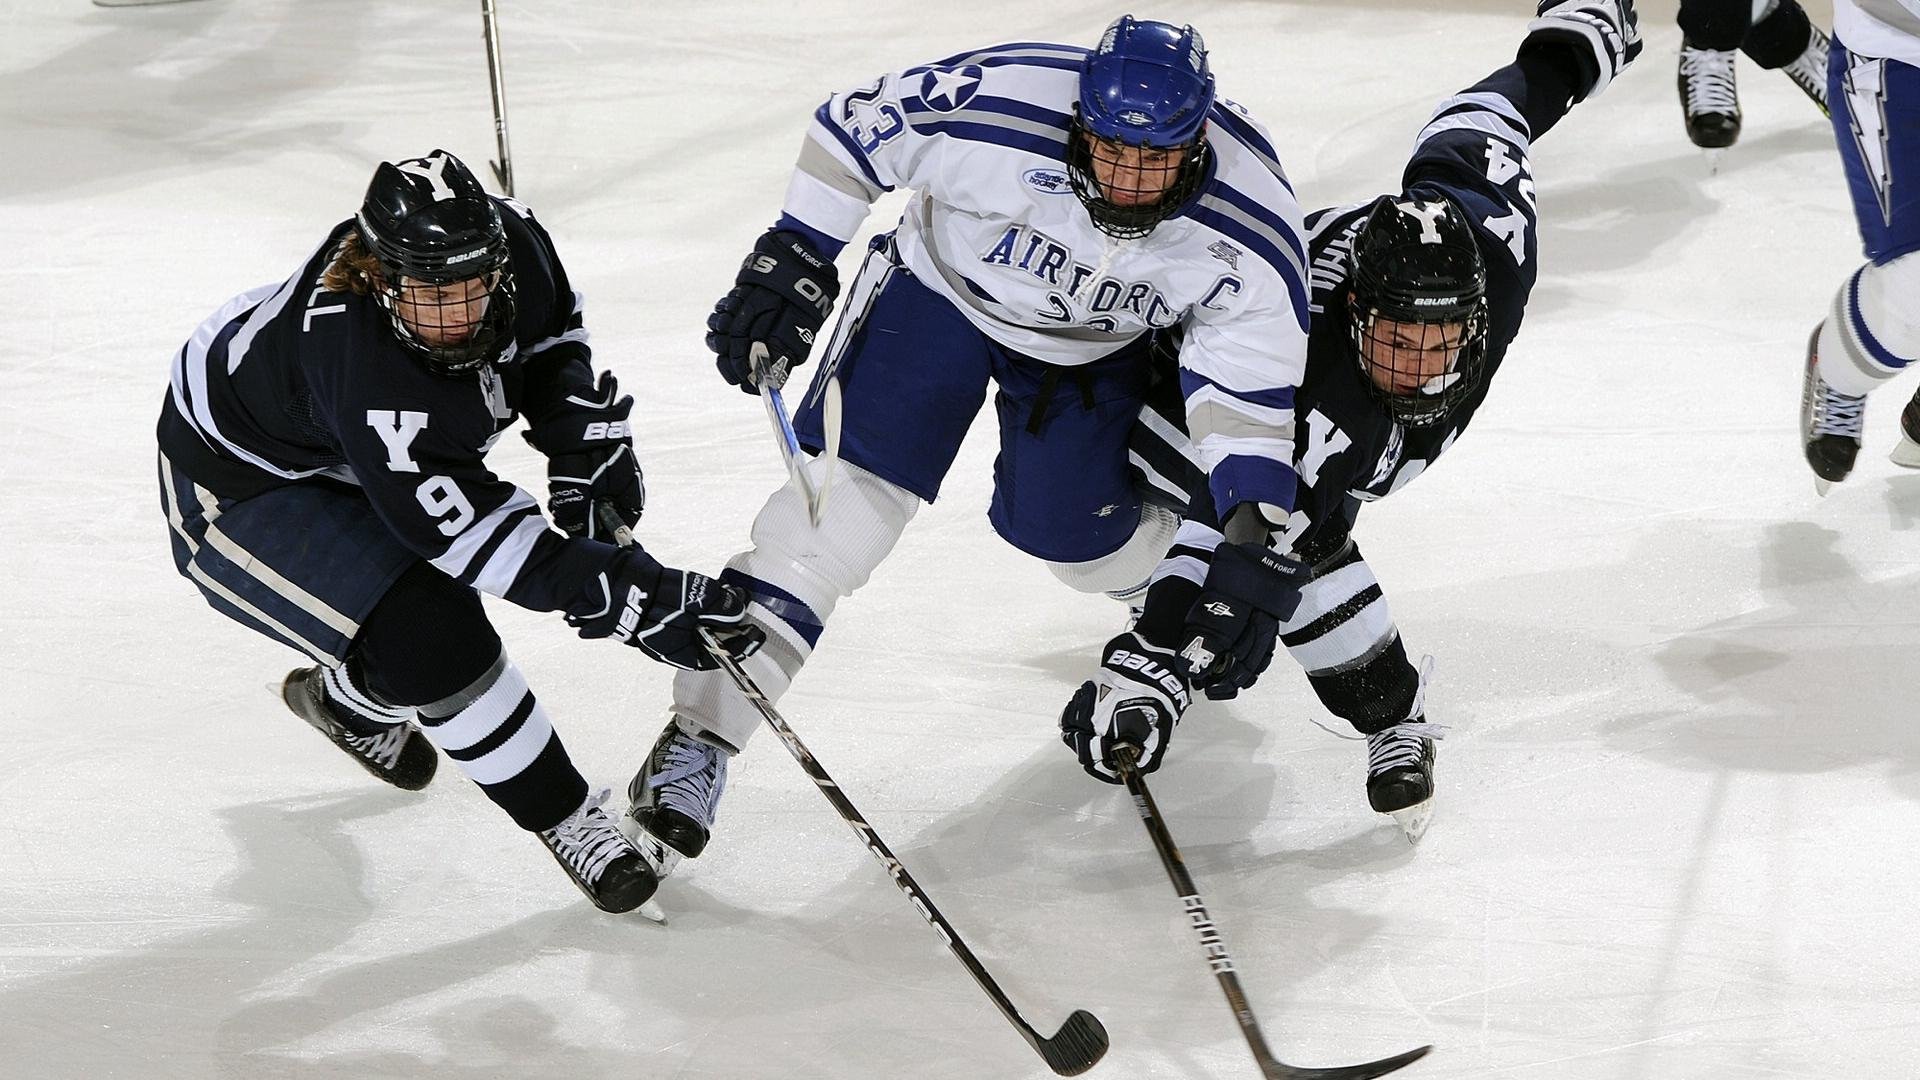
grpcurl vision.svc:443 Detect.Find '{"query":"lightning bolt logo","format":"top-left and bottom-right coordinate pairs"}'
top-left (1842, 53), bottom-right (1895, 227)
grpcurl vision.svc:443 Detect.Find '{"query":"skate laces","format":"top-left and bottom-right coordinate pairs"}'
top-left (1305, 655), bottom-right (1448, 770)
top-left (649, 731), bottom-right (728, 828)
top-left (342, 725), bottom-right (413, 771)
top-left (1809, 378), bottom-right (1867, 438)
top-left (542, 788), bottom-right (632, 885)
top-left (1680, 48), bottom-right (1738, 114)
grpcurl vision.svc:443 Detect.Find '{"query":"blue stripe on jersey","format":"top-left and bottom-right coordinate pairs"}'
top-left (720, 568), bottom-right (825, 648)
top-left (1178, 367), bottom-right (1297, 412)
top-left (1206, 106), bottom-right (1293, 195)
top-left (1208, 454), bottom-right (1298, 516)
top-left (812, 100), bottom-right (891, 193)
top-left (902, 92), bottom-right (1070, 132)
top-left (1182, 203), bottom-right (1310, 331)
top-left (1206, 181), bottom-right (1305, 270)
top-left (926, 41), bottom-right (1087, 68)
top-left (907, 118), bottom-right (1067, 160)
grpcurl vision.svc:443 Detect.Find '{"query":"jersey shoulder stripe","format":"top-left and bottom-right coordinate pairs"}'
top-left (810, 100), bottom-right (893, 191)
top-left (1207, 104), bottom-right (1294, 195)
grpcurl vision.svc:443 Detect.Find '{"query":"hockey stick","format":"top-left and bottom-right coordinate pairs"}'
top-left (480, 0), bottom-right (514, 196)
top-left (1114, 748), bottom-right (1432, 1080)
top-left (750, 341), bottom-right (840, 526)
top-left (696, 628), bottom-right (1109, 1076)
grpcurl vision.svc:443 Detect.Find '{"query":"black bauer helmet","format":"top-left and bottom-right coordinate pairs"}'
top-left (355, 149), bottom-right (516, 375)
top-left (1346, 194), bottom-right (1490, 427)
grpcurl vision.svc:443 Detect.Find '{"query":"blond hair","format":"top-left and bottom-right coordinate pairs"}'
top-left (321, 230), bottom-right (384, 295)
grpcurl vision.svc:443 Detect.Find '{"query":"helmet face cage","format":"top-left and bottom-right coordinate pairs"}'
top-left (1066, 115), bottom-right (1211, 240)
top-left (355, 150), bottom-right (519, 375)
top-left (1347, 296), bottom-right (1489, 427)
top-left (1068, 16), bottom-right (1216, 240)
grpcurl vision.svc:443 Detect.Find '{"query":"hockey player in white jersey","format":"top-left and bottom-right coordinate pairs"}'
top-left (1057, 0), bottom-right (1642, 841)
top-left (1800, 0), bottom-right (1920, 489)
top-left (621, 17), bottom-right (1312, 876)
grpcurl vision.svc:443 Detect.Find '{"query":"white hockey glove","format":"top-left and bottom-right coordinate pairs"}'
top-left (1059, 632), bottom-right (1192, 784)
top-left (1525, 0), bottom-right (1642, 99)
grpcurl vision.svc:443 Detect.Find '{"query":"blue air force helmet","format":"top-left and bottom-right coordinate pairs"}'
top-left (1067, 16), bottom-right (1216, 239)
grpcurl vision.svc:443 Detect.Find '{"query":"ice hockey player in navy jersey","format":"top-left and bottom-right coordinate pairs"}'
top-left (156, 150), bottom-right (762, 912)
top-left (620, 17), bottom-right (1314, 878)
top-left (1058, 0), bottom-right (1643, 842)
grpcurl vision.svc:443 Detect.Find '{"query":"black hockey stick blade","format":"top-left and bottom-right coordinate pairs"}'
top-left (1262, 1042), bottom-right (1431, 1080)
top-left (1033, 1009), bottom-right (1109, 1076)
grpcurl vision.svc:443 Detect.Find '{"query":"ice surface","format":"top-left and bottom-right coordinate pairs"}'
top-left (5, 2), bottom-right (1912, 1078)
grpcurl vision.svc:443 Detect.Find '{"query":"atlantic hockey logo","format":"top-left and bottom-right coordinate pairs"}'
top-left (1023, 168), bottom-right (1072, 194)
top-left (918, 65), bottom-right (983, 113)
top-left (1206, 240), bottom-right (1241, 270)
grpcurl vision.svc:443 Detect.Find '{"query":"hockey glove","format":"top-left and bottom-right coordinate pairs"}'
top-left (708, 229), bottom-right (841, 393)
top-left (1176, 542), bottom-right (1310, 700)
top-left (567, 549), bottom-right (765, 671)
top-left (524, 371), bottom-right (646, 542)
top-left (1524, 0), bottom-right (1642, 100)
top-left (1060, 632), bottom-right (1192, 784)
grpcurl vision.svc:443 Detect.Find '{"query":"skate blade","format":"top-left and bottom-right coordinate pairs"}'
top-left (1387, 800), bottom-right (1433, 844)
top-left (1890, 436), bottom-right (1920, 468)
top-left (635, 898), bottom-right (667, 924)
top-left (1704, 148), bottom-right (1724, 175)
top-left (1814, 476), bottom-right (1834, 497)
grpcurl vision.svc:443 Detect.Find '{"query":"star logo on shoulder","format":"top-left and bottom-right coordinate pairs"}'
top-left (919, 65), bottom-right (983, 113)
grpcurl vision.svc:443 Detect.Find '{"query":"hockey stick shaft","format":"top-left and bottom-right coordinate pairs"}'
top-left (750, 341), bottom-right (838, 526)
top-left (480, 0), bottom-right (514, 196)
top-left (696, 630), bottom-right (1108, 1076)
top-left (1115, 751), bottom-right (1431, 1080)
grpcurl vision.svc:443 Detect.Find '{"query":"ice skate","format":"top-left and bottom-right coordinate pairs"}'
top-left (1800, 325), bottom-right (1865, 494)
top-left (621, 718), bottom-right (730, 880)
top-left (538, 789), bottom-right (661, 915)
top-left (280, 667), bottom-right (437, 791)
top-left (1367, 717), bottom-right (1437, 843)
top-left (1679, 42), bottom-right (1741, 157)
top-left (1779, 26), bottom-right (1830, 116)
top-left (1891, 387), bottom-right (1920, 467)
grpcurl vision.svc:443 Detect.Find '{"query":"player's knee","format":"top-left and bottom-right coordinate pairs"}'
top-left (741, 458), bottom-right (917, 604)
top-left (1045, 503), bottom-right (1180, 595)
top-left (353, 561), bottom-right (501, 707)
top-left (1860, 254), bottom-right (1920, 360)
top-left (1306, 634), bottom-right (1419, 736)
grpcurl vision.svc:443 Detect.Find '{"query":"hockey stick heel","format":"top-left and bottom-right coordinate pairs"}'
top-left (1036, 1009), bottom-right (1109, 1076)
top-left (1115, 748), bottom-right (1431, 1080)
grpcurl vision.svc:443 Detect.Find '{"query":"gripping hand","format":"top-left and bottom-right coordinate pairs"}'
top-left (1176, 542), bottom-right (1309, 700)
top-left (524, 371), bottom-right (645, 541)
top-left (1525, 0), bottom-right (1642, 99)
top-left (1060, 632), bottom-right (1192, 784)
top-left (707, 229), bottom-right (841, 393)
top-left (567, 550), bottom-right (765, 671)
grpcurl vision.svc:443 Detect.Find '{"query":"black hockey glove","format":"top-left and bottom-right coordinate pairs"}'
top-left (707, 229), bottom-right (841, 394)
top-left (524, 371), bottom-right (646, 542)
top-left (1524, 0), bottom-right (1642, 99)
top-left (566, 549), bottom-right (765, 671)
top-left (1176, 542), bottom-right (1310, 700)
top-left (1060, 632), bottom-right (1193, 784)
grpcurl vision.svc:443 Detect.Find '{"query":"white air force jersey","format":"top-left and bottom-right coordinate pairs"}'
top-left (780, 40), bottom-right (1312, 515)
top-left (1837, 0), bottom-right (1920, 67)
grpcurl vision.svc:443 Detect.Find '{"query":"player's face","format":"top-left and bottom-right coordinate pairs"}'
top-left (1357, 315), bottom-right (1470, 397)
top-left (392, 274), bottom-right (494, 346)
top-left (1082, 133), bottom-right (1187, 206)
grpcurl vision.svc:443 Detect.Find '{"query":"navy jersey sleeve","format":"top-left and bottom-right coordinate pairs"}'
top-left (496, 198), bottom-right (599, 425)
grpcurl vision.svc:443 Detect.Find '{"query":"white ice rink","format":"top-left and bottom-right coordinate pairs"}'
top-left (4, 1), bottom-right (1913, 1077)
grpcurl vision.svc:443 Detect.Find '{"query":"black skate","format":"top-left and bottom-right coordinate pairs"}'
top-left (1891, 386), bottom-right (1920, 468)
top-left (1366, 717), bottom-right (1437, 843)
top-left (538, 790), bottom-right (660, 914)
top-left (1779, 26), bottom-right (1831, 116)
top-left (281, 667), bottom-right (437, 790)
top-left (1679, 42), bottom-right (1741, 150)
top-left (1800, 325), bottom-right (1865, 494)
top-left (620, 719), bottom-right (729, 880)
